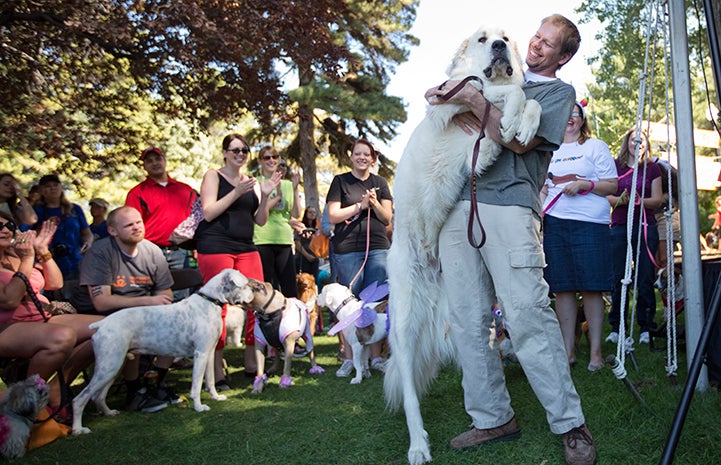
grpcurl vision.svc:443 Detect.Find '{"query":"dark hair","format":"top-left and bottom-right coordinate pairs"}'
top-left (541, 14), bottom-right (581, 69)
top-left (221, 133), bottom-right (249, 151)
top-left (617, 128), bottom-right (652, 166)
top-left (35, 174), bottom-right (73, 217)
top-left (351, 138), bottom-right (377, 161)
top-left (301, 206), bottom-right (318, 228)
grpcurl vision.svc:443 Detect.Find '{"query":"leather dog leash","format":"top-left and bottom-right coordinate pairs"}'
top-left (437, 76), bottom-right (491, 248)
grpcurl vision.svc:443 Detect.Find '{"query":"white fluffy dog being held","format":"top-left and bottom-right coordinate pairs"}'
top-left (72, 269), bottom-right (252, 435)
top-left (384, 26), bottom-right (541, 465)
top-left (318, 282), bottom-right (389, 385)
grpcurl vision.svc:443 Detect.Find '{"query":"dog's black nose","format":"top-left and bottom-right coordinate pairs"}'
top-left (492, 40), bottom-right (507, 52)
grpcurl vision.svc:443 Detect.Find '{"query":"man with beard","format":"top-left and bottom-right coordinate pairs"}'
top-left (71, 206), bottom-right (177, 413)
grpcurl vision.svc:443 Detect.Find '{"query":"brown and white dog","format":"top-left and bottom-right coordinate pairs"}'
top-left (317, 283), bottom-right (389, 385)
top-left (0, 375), bottom-right (50, 459)
top-left (239, 279), bottom-right (324, 394)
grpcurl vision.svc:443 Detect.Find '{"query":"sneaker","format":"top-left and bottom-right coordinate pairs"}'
top-left (562, 424), bottom-right (596, 465)
top-left (450, 416), bottom-right (521, 450)
top-left (639, 332), bottom-right (650, 344)
top-left (370, 357), bottom-right (387, 372)
top-left (155, 384), bottom-right (183, 405)
top-left (126, 387), bottom-right (169, 413)
top-left (605, 332), bottom-right (619, 344)
top-left (336, 360), bottom-right (354, 377)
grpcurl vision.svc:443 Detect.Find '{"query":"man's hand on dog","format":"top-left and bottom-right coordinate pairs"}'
top-left (425, 80), bottom-right (487, 136)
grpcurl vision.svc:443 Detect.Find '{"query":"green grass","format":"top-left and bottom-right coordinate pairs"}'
top-left (13, 323), bottom-right (721, 465)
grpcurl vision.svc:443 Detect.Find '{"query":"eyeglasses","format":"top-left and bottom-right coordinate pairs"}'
top-left (570, 112), bottom-right (581, 118)
top-left (262, 155), bottom-right (279, 161)
top-left (0, 220), bottom-right (17, 233)
top-left (228, 147), bottom-right (250, 155)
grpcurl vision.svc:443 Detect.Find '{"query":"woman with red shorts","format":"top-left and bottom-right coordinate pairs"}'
top-left (195, 134), bottom-right (281, 390)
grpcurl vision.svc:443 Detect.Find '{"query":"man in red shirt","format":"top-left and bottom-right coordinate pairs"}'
top-left (125, 146), bottom-right (198, 298)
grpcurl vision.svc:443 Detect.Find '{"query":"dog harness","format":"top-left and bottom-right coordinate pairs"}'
top-left (255, 298), bottom-right (312, 353)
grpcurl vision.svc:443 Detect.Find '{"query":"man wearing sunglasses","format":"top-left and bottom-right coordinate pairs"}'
top-left (125, 147), bottom-right (198, 300)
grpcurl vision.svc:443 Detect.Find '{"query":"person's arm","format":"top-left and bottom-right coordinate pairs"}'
top-left (295, 236), bottom-right (317, 262)
top-left (368, 191), bottom-right (393, 226)
top-left (0, 231), bottom-right (36, 309)
top-left (79, 227), bottom-right (93, 254)
top-left (33, 219), bottom-right (63, 290)
top-left (290, 171), bottom-right (302, 219)
top-left (327, 200), bottom-right (362, 224)
top-left (642, 176), bottom-right (664, 210)
top-left (89, 285), bottom-right (173, 314)
top-left (562, 178), bottom-right (618, 197)
top-left (254, 171), bottom-right (282, 226)
top-left (11, 179), bottom-right (37, 226)
top-left (425, 80), bottom-right (544, 154)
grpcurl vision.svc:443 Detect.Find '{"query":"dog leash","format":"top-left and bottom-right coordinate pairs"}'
top-left (437, 76), bottom-right (491, 248)
top-left (542, 173), bottom-right (595, 216)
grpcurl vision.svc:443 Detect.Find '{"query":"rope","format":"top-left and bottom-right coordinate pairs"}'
top-left (657, 0), bottom-right (679, 379)
top-left (615, 0), bottom-right (657, 375)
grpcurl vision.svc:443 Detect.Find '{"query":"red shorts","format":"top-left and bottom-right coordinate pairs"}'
top-left (197, 252), bottom-right (264, 346)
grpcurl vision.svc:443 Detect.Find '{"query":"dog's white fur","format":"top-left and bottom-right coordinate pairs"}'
top-left (0, 375), bottom-right (50, 459)
top-left (239, 279), bottom-right (323, 394)
top-left (225, 304), bottom-right (246, 347)
top-left (317, 283), bottom-right (388, 385)
top-left (384, 27), bottom-right (541, 465)
top-left (72, 269), bottom-right (252, 435)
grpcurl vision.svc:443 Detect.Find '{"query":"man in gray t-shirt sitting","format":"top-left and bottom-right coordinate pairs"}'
top-left (72, 206), bottom-right (177, 413)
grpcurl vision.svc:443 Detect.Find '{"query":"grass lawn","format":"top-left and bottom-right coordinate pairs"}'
top-left (12, 313), bottom-right (721, 465)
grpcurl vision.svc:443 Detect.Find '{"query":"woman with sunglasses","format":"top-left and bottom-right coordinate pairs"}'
top-left (0, 211), bottom-right (102, 414)
top-left (194, 134), bottom-right (281, 389)
top-left (253, 147), bottom-right (302, 298)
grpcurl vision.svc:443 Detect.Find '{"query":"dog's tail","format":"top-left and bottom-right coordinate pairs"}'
top-left (384, 244), bottom-right (456, 412)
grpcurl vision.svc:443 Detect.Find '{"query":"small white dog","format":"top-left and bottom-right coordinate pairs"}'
top-left (72, 269), bottom-right (252, 435)
top-left (385, 26), bottom-right (540, 465)
top-left (0, 374), bottom-right (50, 459)
top-left (317, 282), bottom-right (389, 385)
top-left (239, 279), bottom-right (324, 394)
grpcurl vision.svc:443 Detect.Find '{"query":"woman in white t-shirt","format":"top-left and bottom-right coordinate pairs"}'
top-left (541, 102), bottom-right (618, 371)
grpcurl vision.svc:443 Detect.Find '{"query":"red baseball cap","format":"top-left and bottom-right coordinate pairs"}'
top-left (140, 146), bottom-right (164, 161)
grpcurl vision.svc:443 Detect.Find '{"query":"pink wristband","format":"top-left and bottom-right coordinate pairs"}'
top-left (588, 180), bottom-right (595, 192)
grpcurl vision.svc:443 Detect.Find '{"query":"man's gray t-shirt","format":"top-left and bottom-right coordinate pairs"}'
top-left (461, 80), bottom-right (576, 216)
top-left (71, 237), bottom-right (174, 314)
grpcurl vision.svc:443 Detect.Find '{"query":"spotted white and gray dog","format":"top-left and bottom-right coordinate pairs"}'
top-left (72, 269), bottom-right (252, 435)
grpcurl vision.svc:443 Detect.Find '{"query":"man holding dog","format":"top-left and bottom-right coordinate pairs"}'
top-left (424, 14), bottom-right (596, 465)
top-left (71, 206), bottom-right (177, 413)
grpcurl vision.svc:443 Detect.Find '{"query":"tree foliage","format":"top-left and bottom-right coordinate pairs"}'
top-left (1, 1), bottom-right (417, 207)
top-left (577, 0), bottom-right (719, 154)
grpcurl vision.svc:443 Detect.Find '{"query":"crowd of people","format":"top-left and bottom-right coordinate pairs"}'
top-left (2, 12), bottom-right (707, 465)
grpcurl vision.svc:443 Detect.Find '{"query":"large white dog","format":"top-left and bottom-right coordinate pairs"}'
top-left (72, 269), bottom-right (252, 435)
top-left (384, 27), bottom-right (541, 465)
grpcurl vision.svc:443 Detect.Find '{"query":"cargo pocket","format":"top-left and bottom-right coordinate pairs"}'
top-left (507, 246), bottom-right (549, 309)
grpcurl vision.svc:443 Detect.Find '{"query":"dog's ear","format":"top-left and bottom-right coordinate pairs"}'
top-left (228, 269), bottom-right (249, 289)
top-left (447, 37), bottom-right (470, 78)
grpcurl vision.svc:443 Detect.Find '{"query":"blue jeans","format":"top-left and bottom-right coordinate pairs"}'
top-left (334, 249), bottom-right (388, 296)
top-left (609, 224), bottom-right (658, 333)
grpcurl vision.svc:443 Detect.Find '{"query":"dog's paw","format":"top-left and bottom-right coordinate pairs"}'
top-left (105, 408), bottom-right (120, 417)
top-left (193, 403), bottom-right (211, 412)
top-left (72, 426), bottom-right (92, 435)
top-left (362, 368), bottom-right (372, 379)
top-left (308, 365), bottom-right (325, 375)
top-left (350, 377), bottom-right (362, 385)
top-left (279, 375), bottom-right (293, 388)
top-left (251, 374), bottom-right (268, 394)
top-left (212, 394), bottom-right (227, 401)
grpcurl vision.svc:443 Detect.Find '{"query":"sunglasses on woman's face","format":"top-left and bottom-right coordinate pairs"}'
top-left (0, 220), bottom-right (17, 233)
top-left (262, 155), bottom-right (279, 161)
top-left (228, 147), bottom-right (250, 155)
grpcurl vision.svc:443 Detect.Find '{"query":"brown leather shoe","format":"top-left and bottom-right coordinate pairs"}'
top-left (563, 424), bottom-right (596, 465)
top-left (450, 417), bottom-right (521, 450)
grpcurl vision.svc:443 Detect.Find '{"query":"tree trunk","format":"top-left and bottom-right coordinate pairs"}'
top-left (297, 64), bottom-right (319, 214)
